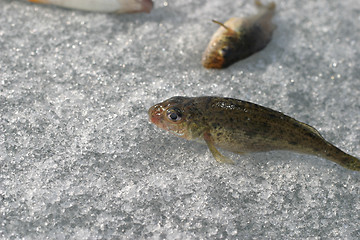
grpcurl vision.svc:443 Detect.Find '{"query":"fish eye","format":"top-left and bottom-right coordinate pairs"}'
top-left (220, 46), bottom-right (230, 56)
top-left (166, 107), bottom-right (182, 122)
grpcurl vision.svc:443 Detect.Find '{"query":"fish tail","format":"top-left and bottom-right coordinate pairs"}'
top-left (322, 143), bottom-right (360, 171)
top-left (28, 0), bottom-right (49, 4)
top-left (254, 0), bottom-right (276, 11)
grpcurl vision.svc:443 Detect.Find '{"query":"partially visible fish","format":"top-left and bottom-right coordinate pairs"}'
top-left (148, 96), bottom-right (360, 172)
top-left (202, 0), bottom-right (276, 69)
top-left (28, 0), bottom-right (154, 13)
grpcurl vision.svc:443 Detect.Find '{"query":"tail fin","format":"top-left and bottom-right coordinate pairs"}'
top-left (28, 0), bottom-right (49, 4)
top-left (255, 0), bottom-right (276, 11)
top-left (322, 144), bottom-right (360, 171)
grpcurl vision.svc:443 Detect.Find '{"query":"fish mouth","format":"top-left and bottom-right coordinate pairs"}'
top-left (148, 104), bottom-right (163, 125)
top-left (202, 51), bottom-right (225, 69)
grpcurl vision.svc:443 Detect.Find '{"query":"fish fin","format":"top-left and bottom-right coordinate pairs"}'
top-left (254, 0), bottom-right (263, 7)
top-left (204, 133), bottom-right (234, 164)
top-left (337, 154), bottom-right (360, 171)
top-left (298, 122), bottom-right (324, 139)
top-left (268, 2), bottom-right (276, 10)
top-left (323, 143), bottom-right (360, 171)
top-left (255, 0), bottom-right (276, 10)
top-left (28, 0), bottom-right (49, 4)
top-left (212, 20), bottom-right (236, 33)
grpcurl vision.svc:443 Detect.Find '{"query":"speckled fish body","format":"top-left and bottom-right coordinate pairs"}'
top-left (149, 96), bottom-right (360, 171)
top-left (202, 0), bottom-right (276, 68)
top-left (28, 0), bottom-right (153, 13)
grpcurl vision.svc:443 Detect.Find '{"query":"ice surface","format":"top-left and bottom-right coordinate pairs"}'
top-left (0, 0), bottom-right (359, 239)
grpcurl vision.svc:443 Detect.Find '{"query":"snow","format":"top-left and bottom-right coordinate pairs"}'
top-left (1, 0), bottom-right (359, 239)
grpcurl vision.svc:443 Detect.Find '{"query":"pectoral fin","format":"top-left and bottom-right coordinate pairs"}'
top-left (204, 133), bottom-right (234, 164)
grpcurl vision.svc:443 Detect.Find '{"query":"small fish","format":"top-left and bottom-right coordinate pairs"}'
top-left (202, 0), bottom-right (276, 69)
top-left (28, 0), bottom-right (153, 13)
top-left (148, 96), bottom-right (360, 171)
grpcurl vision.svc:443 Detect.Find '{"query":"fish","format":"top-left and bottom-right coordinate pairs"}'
top-left (28, 0), bottom-right (153, 13)
top-left (202, 0), bottom-right (276, 69)
top-left (148, 96), bottom-right (360, 171)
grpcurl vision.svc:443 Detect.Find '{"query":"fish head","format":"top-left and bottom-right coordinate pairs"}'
top-left (202, 24), bottom-right (240, 69)
top-left (148, 97), bottom-right (193, 140)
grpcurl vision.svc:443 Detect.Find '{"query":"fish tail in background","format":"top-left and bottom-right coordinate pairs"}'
top-left (253, 1), bottom-right (276, 34)
top-left (322, 143), bottom-right (360, 171)
top-left (138, 0), bottom-right (154, 13)
top-left (28, 0), bottom-right (153, 13)
top-left (28, 0), bottom-right (48, 4)
top-left (254, 0), bottom-right (276, 11)
top-left (116, 0), bottom-right (154, 14)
